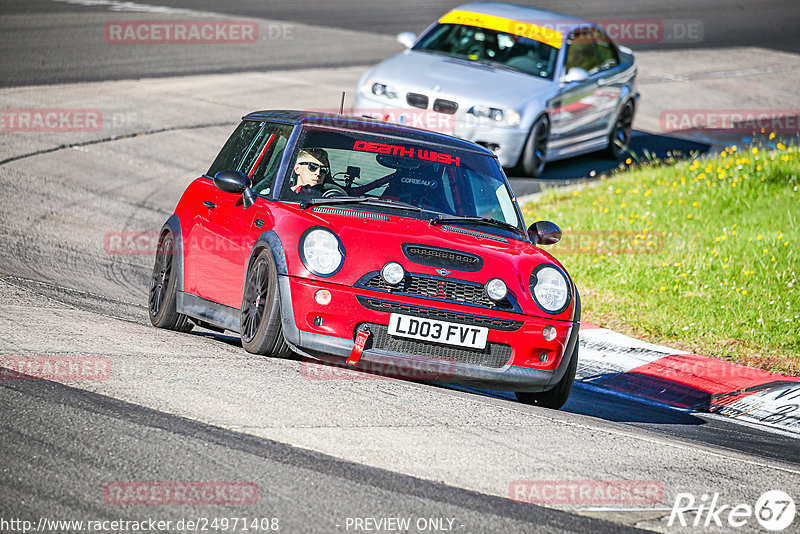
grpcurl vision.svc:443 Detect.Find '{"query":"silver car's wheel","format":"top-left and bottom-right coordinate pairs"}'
top-left (606, 100), bottom-right (634, 160)
top-left (520, 115), bottom-right (549, 177)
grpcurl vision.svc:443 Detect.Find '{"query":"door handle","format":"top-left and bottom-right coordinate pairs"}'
top-left (597, 78), bottom-right (609, 86)
top-left (203, 201), bottom-right (217, 210)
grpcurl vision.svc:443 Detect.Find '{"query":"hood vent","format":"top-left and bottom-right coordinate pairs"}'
top-left (402, 244), bottom-right (482, 272)
top-left (311, 207), bottom-right (389, 221)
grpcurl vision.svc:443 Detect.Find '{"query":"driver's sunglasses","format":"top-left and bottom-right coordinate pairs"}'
top-left (298, 161), bottom-right (329, 174)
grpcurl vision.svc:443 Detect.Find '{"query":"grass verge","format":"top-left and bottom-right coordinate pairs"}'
top-left (522, 143), bottom-right (799, 375)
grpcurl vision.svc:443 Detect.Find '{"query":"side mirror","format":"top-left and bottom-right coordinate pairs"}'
top-left (396, 32), bottom-right (417, 49)
top-left (214, 170), bottom-right (256, 208)
top-left (213, 170), bottom-right (248, 194)
top-left (527, 220), bottom-right (562, 245)
top-left (562, 67), bottom-right (589, 84)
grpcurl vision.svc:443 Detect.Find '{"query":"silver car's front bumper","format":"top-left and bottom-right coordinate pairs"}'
top-left (353, 94), bottom-right (528, 168)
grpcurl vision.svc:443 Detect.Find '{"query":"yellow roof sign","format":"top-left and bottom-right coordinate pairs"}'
top-left (439, 10), bottom-right (563, 50)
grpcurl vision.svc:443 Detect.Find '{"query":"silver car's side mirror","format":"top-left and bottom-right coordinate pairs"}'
top-left (562, 67), bottom-right (589, 84)
top-left (397, 32), bottom-right (417, 48)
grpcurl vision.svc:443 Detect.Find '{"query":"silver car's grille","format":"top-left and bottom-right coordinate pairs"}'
top-left (433, 99), bottom-right (458, 114)
top-left (406, 93), bottom-right (429, 109)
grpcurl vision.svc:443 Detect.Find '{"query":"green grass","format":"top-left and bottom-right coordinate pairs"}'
top-left (522, 143), bottom-right (799, 375)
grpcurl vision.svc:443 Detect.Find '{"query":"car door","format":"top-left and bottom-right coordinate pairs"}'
top-left (184, 120), bottom-right (264, 296)
top-left (195, 122), bottom-right (293, 309)
top-left (591, 27), bottom-right (624, 132)
top-left (548, 28), bottom-right (604, 154)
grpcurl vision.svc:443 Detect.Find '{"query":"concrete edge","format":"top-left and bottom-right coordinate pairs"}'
top-left (576, 324), bottom-right (800, 435)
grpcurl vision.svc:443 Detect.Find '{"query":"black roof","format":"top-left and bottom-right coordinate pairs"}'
top-left (242, 110), bottom-right (493, 156)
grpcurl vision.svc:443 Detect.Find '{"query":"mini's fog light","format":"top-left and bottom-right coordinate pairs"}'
top-left (381, 262), bottom-right (405, 285)
top-left (485, 278), bottom-right (508, 301)
top-left (315, 289), bottom-right (332, 305)
top-left (542, 325), bottom-right (557, 341)
top-left (538, 352), bottom-right (548, 363)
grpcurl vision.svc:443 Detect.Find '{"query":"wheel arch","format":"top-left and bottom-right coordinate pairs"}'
top-left (245, 232), bottom-right (301, 346)
top-left (160, 214), bottom-right (184, 292)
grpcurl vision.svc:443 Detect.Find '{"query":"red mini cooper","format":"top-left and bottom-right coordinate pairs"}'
top-left (149, 110), bottom-right (581, 408)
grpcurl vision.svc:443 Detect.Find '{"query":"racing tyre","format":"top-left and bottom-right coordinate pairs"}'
top-left (520, 115), bottom-right (549, 177)
top-left (240, 249), bottom-right (292, 357)
top-left (606, 100), bottom-right (634, 160)
top-left (148, 230), bottom-right (192, 332)
top-left (515, 335), bottom-right (578, 410)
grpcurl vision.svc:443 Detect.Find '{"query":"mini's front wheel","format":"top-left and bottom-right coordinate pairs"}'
top-left (148, 230), bottom-right (192, 332)
top-left (240, 249), bottom-right (291, 357)
top-left (516, 336), bottom-right (578, 410)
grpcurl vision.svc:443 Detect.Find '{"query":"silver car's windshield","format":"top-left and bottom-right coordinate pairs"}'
top-left (279, 127), bottom-right (524, 234)
top-left (414, 23), bottom-right (559, 80)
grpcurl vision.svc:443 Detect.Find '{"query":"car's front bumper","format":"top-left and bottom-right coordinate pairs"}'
top-left (278, 274), bottom-right (578, 392)
top-left (352, 94), bottom-right (528, 168)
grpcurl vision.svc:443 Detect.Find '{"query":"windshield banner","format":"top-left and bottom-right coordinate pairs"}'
top-left (439, 10), bottom-right (563, 49)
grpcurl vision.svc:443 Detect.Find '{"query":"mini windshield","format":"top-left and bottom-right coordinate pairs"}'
top-left (414, 23), bottom-right (559, 79)
top-left (279, 127), bottom-right (523, 233)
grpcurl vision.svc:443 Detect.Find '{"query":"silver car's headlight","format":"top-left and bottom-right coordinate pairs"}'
top-left (370, 82), bottom-right (398, 99)
top-left (300, 228), bottom-right (345, 277)
top-left (530, 264), bottom-right (570, 314)
top-left (468, 106), bottom-right (521, 126)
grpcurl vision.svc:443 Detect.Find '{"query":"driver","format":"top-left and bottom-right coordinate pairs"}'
top-left (287, 148), bottom-right (346, 199)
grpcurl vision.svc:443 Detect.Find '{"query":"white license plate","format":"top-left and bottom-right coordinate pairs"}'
top-left (387, 313), bottom-right (488, 350)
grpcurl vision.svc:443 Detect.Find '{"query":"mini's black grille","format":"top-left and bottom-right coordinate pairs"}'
top-left (356, 323), bottom-right (511, 368)
top-left (311, 207), bottom-right (389, 220)
top-left (357, 296), bottom-right (523, 331)
top-left (406, 93), bottom-right (429, 109)
top-left (433, 99), bottom-right (458, 114)
top-left (402, 244), bottom-right (482, 272)
top-left (364, 274), bottom-right (514, 310)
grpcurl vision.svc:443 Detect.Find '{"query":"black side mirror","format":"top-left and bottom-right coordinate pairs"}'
top-left (213, 170), bottom-right (249, 194)
top-left (214, 170), bottom-right (257, 209)
top-left (527, 220), bottom-right (562, 245)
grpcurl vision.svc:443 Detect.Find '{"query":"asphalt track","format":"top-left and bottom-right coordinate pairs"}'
top-left (1, 1), bottom-right (799, 533)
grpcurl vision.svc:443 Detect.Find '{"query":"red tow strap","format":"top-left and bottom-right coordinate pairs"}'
top-left (346, 329), bottom-right (372, 366)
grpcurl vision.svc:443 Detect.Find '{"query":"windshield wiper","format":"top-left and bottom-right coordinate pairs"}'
top-left (430, 215), bottom-right (527, 238)
top-left (301, 196), bottom-right (421, 211)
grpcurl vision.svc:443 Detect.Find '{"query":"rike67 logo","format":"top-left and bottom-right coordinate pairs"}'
top-left (669, 490), bottom-right (795, 531)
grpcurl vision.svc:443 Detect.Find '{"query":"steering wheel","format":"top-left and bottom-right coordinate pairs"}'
top-left (322, 184), bottom-right (347, 198)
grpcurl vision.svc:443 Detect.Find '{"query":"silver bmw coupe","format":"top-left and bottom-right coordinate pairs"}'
top-left (354, 2), bottom-right (639, 176)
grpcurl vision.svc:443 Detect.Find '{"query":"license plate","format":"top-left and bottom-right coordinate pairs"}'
top-left (387, 313), bottom-right (488, 350)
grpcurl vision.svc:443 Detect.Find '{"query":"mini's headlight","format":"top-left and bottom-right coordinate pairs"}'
top-left (485, 278), bottom-right (508, 301)
top-left (300, 228), bottom-right (344, 277)
top-left (530, 265), bottom-right (570, 314)
top-left (371, 83), bottom-right (398, 99)
top-left (381, 262), bottom-right (405, 285)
